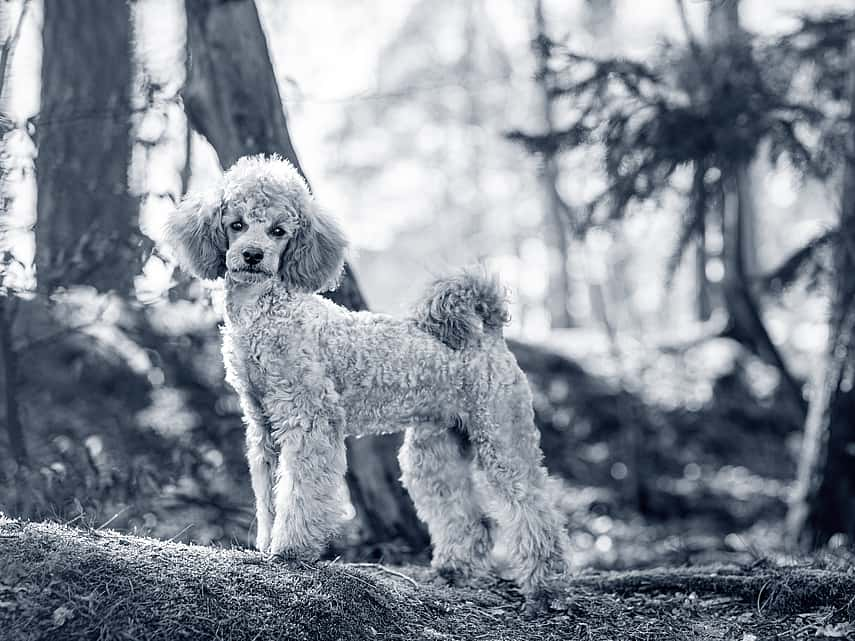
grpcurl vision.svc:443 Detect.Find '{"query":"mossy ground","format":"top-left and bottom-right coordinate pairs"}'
top-left (1, 517), bottom-right (853, 641)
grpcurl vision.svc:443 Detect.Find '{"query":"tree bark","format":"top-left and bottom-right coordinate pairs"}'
top-left (35, 0), bottom-right (140, 294)
top-left (183, 0), bottom-right (304, 173)
top-left (182, 0), bottom-right (428, 552)
top-left (787, 18), bottom-right (855, 549)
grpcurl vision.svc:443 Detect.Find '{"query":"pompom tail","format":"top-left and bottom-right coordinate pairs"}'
top-left (412, 268), bottom-right (510, 350)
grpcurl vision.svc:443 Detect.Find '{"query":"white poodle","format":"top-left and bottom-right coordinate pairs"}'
top-left (162, 155), bottom-right (570, 603)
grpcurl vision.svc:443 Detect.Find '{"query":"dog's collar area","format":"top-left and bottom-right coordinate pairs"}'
top-left (223, 276), bottom-right (280, 321)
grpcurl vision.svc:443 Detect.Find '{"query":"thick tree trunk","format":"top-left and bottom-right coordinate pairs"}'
top-left (787, 21), bottom-right (855, 548)
top-left (183, 0), bottom-right (304, 174)
top-left (182, 0), bottom-right (428, 552)
top-left (35, 0), bottom-right (140, 294)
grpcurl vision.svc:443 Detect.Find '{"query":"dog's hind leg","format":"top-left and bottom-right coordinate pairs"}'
top-left (398, 423), bottom-right (493, 584)
top-left (468, 382), bottom-right (570, 601)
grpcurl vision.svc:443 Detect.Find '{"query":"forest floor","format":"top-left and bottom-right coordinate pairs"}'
top-left (1, 518), bottom-right (854, 641)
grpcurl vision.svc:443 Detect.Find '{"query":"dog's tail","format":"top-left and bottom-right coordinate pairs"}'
top-left (413, 268), bottom-right (511, 350)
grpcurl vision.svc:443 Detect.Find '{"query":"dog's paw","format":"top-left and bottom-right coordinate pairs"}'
top-left (254, 525), bottom-right (272, 554)
top-left (522, 588), bottom-right (570, 618)
top-left (430, 565), bottom-right (495, 589)
top-left (266, 544), bottom-right (319, 565)
top-left (267, 550), bottom-right (300, 563)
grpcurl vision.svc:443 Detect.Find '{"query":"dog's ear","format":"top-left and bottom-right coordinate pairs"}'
top-left (279, 203), bottom-right (347, 293)
top-left (163, 189), bottom-right (227, 280)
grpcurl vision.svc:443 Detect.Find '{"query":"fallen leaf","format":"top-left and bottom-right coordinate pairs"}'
top-left (815, 623), bottom-right (853, 638)
top-left (52, 606), bottom-right (73, 627)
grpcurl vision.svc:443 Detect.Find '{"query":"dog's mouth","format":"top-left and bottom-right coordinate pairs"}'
top-left (229, 268), bottom-right (274, 283)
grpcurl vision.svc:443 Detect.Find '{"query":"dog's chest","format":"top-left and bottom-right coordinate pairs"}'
top-left (222, 308), bottom-right (309, 395)
top-left (223, 330), bottom-right (271, 398)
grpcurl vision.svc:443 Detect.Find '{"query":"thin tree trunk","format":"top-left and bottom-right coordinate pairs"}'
top-left (533, 0), bottom-right (573, 329)
top-left (0, 298), bottom-right (25, 467)
top-left (720, 170), bottom-right (805, 417)
top-left (462, 0), bottom-right (486, 245)
top-left (692, 163), bottom-right (712, 321)
top-left (787, 19), bottom-right (855, 548)
top-left (182, 0), bottom-right (428, 552)
top-left (676, 5), bottom-right (713, 323)
top-left (583, 0), bottom-right (614, 37)
top-left (36, 0), bottom-right (140, 294)
top-left (708, 0), bottom-right (805, 419)
top-left (0, 0), bottom-right (30, 103)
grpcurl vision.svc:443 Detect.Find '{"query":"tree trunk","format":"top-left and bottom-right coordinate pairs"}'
top-left (0, 298), bottom-right (25, 467)
top-left (583, 0), bottom-right (615, 37)
top-left (461, 0), bottom-right (486, 246)
top-left (787, 19), bottom-right (855, 549)
top-left (533, 0), bottom-right (573, 329)
top-left (707, 0), bottom-right (806, 419)
top-left (36, 0), bottom-right (140, 294)
top-left (719, 169), bottom-right (806, 417)
top-left (183, 0), bottom-right (304, 173)
top-left (692, 163), bottom-right (712, 321)
top-left (182, 0), bottom-right (428, 552)
top-left (1, 1), bottom-right (30, 104)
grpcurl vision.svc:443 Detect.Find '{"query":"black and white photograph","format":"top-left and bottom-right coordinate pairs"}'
top-left (1, 0), bottom-right (855, 639)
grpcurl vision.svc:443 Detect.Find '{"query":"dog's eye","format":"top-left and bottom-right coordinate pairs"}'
top-left (270, 227), bottom-right (286, 238)
top-left (229, 221), bottom-right (244, 232)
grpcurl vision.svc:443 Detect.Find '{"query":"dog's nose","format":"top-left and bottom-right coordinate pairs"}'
top-left (242, 248), bottom-right (264, 265)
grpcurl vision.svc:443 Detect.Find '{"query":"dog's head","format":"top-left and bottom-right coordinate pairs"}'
top-left (162, 155), bottom-right (347, 293)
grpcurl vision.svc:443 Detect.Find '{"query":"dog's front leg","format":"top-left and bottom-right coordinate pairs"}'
top-left (268, 412), bottom-right (348, 561)
top-left (243, 410), bottom-right (276, 554)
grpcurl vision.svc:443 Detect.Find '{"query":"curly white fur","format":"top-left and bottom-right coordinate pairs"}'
top-left (161, 155), bottom-right (571, 601)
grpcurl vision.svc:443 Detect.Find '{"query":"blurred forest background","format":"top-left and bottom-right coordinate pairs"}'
top-left (1, 0), bottom-right (854, 570)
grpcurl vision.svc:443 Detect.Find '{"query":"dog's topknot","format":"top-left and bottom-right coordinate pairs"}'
top-left (222, 154), bottom-right (311, 207)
